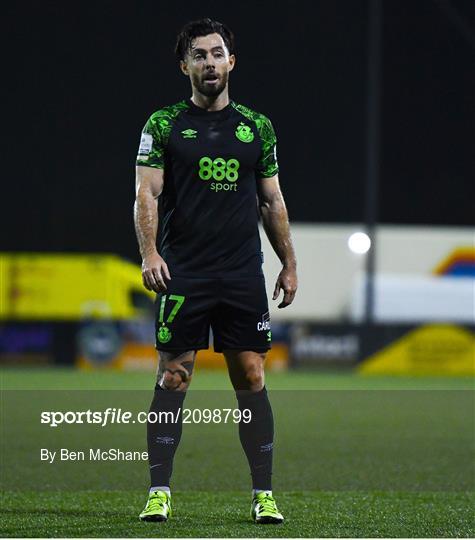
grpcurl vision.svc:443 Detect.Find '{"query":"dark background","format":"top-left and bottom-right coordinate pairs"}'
top-left (3, 0), bottom-right (474, 262)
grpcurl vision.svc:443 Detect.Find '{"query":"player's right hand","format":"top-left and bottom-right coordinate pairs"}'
top-left (141, 252), bottom-right (171, 293)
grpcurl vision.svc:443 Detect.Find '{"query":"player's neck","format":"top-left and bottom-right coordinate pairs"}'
top-left (190, 90), bottom-right (230, 112)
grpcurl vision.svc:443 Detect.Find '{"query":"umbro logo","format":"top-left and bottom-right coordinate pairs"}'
top-left (181, 129), bottom-right (197, 139)
top-left (155, 436), bottom-right (175, 445)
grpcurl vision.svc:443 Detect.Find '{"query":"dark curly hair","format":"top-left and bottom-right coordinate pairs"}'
top-left (175, 18), bottom-right (235, 61)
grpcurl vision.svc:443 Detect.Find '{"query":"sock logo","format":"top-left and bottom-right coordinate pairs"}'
top-left (155, 436), bottom-right (175, 445)
top-left (260, 442), bottom-right (273, 452)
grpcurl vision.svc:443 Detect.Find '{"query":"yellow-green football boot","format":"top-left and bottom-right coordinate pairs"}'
top-left (139, 490), bottom-right (171, 522)
top-left (250, 491), bottom-right (284, 524)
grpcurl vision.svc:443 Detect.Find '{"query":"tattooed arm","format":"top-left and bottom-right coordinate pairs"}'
top-left (134, 166), bottom-right (171, 292)
top-left (258, 174), bottom-right (298, 308)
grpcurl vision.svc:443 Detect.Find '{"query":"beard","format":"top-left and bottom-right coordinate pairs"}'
top-left (193, 71), bottom-right (228, 97)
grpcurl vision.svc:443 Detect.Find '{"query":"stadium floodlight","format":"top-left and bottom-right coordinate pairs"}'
top-left (348, 232), bottom-right (371, 254)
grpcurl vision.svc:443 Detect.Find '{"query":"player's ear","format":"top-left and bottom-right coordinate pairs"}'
top-left (180, 59), bottom-right (189, 76)
top-left (228, 54), bottom-right (236, 72)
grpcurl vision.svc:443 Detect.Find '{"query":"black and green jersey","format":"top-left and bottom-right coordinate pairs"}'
top-left (136, 99), bottom-right (278, 277)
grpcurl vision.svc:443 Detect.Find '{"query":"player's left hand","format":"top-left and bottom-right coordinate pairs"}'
top-left (273, 266), bottom-right (298, 308)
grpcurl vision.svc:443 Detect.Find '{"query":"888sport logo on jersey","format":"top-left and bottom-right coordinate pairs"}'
top-left (198, 156), bottom-right (240, 192)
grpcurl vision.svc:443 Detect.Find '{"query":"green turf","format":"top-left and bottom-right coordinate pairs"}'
top-left (1, 490), bottom-right (473, 537)
top-left (0, 368), bottom-right (474, 537)
top-left (1, 366), bottom-right (474, 390)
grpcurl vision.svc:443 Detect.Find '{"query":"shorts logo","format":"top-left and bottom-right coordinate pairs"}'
top-left (235, 122), bottom-right (254, 143)
top-left (157, 325), bottom-right (172, 344)
top-left (257, 311), bottom-right (271, 332)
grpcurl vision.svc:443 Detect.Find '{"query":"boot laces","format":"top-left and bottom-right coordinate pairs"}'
top-left (258, 493), bottom-right (277, 513)
top-left (147, 491), bottom-right (168, 511)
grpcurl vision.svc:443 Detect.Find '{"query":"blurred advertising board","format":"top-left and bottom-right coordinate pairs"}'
top-left (358, 323), bottom-right (475, 376)
top-left (289, 324), bottom-right (360, 369)
top-left (289, 322), bottom-right (475, 375)
top-left (0, 323), bottom-right (76, 366)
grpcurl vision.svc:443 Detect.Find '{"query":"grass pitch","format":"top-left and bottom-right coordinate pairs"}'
top-left (2, 490), bottom-right (473, 538)
top-left (1, 367), bottom-right (474, 537)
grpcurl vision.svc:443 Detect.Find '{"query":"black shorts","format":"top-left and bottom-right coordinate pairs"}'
top-left (154, 275), bottom-right (271, 353)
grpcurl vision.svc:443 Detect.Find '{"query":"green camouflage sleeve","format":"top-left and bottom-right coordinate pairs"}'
top-left (256, 115), bottom-right (279, 178)
top-left (136, 102), bottom-right (189, 169)
top-left (136, 114), bottom-right (165, 169)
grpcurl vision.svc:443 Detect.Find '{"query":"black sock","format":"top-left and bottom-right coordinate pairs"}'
top-left (236, 386), bottom-right (274, 491)
top-left (147, 384), bottom-right (186, 487)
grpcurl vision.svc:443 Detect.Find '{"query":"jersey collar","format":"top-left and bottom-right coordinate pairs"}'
top-left (186, 98), bottom-right (234, 119)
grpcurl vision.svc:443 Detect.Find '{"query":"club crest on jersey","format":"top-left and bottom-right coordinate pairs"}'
top-left (235, 122), bottom-right (254, 143)
top-left (181, 129), bottom-right (197, 139)
top-left (157, 325), bottom-right (172, 344)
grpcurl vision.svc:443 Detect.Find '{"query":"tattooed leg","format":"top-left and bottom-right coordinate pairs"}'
top-left (147, 350), bottom-right (196, 489)
top-left (156, 350), bottom-right (196, 391)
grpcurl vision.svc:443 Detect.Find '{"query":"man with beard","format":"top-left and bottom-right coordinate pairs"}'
top-left (134, 18), bottom-right (297, 524)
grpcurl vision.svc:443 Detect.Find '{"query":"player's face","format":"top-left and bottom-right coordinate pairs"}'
top-left (180, 33), bottom-right (235, 97)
